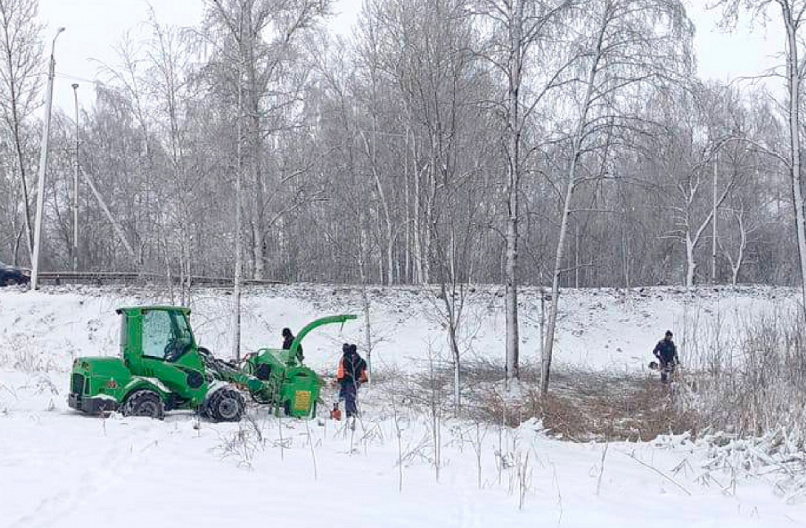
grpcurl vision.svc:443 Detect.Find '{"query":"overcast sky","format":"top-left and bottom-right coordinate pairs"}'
top-left (37, 0), bottom-right (781, 113)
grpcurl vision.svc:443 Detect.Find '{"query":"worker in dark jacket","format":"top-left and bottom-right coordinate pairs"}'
top-left (281, 327), bottom-right (303, 362)
top-left (653, 330), bottom-right (678, 383)
top-left (337, 343), bottom-right (368, 419)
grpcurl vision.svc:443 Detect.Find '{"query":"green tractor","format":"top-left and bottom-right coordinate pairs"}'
top-left (67, 306), bottom-right (356, 421)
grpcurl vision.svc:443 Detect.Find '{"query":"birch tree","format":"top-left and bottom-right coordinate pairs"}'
top-left (474, 0), bottom-right (573, 384)
top-left (203, 0), bottom-right (328, 357)
top-left (540, 0), bottom-right (693, 395)
top-left (0, 0), bottom-right (42, 264)
top-left (206, 0), bottom-right (328, 283)
top-left (351, 3), bottom-right (408, 285)
top-left (719, 200), bottom-right (760, 284)
top-left (715, 0), bottom-right (806, 314)
top-left (144, 11), bottom-right (196, 302)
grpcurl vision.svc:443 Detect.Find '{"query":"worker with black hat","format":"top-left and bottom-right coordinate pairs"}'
top-left (652, 330), bottom-right (679, 383)
top-left (335, 343), bottom-right (368, 422)
top-left (281, 327), bottom-right (304, 362)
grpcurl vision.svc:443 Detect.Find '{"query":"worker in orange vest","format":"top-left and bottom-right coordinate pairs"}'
top-left (334, 343), bottom-right (368, 420)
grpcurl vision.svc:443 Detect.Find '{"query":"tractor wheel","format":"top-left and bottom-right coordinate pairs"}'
top-left (205, 387), bottom-right (245, 422)
top-left (121, 390), bottom-right (165, 420)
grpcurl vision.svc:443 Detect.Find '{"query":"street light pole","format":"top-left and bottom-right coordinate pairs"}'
top-left (72, 82), bottom-right (79, 272)
top-left (30, 27), bottom-right (65, 290)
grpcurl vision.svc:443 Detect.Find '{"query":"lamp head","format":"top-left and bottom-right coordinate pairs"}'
top-left (51, 27), bottom-right (65, 49)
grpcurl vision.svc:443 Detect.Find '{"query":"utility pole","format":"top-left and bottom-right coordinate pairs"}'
top-left (72, 83), bottom-right (79, 272)
top-left (30, 27), bottom-right (65, 290)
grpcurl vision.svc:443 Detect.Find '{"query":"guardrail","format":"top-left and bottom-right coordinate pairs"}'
top-left (37, 271), bottom-right (281, 287)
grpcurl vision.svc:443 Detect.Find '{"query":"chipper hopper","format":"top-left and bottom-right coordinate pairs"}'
top-left (67, 306), bottom-right (356, 421)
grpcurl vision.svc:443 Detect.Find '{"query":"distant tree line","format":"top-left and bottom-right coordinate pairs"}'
top-left (1, 0), bottom-right (804, 382)
top-left (0, 0), bottom-right (794, 288)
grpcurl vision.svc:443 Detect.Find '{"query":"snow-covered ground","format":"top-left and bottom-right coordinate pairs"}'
top-left (1, 284), bottom-right (805, 527)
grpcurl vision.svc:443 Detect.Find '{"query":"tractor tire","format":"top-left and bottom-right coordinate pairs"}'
top-left (121, 390), bottom-right (165, 420)
top-left (205, 387), bottom-right (245, 422)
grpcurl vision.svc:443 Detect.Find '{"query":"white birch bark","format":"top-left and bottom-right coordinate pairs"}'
top-left (782, 2), bottom-right (806, 317)
top-left (0, 0), bottom-right (42, 262)
top-left (542, 6), bottom-right (605, 396)
top-left (504, 0), bottom-right (524, 385)
top-left (231, 9), bottom-right (245, 361)
top-left (712, 156), bottom-right (718, 283)
top-left (720, 205), bottom-right (750, 285)
top-left (715, 0), bottom-right (806, 314)
top-left (680, 167), bottom-right (735, 287)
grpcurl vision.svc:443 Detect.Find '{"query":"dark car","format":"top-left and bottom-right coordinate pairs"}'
top-left (0, 261), bottom-right (30, 286)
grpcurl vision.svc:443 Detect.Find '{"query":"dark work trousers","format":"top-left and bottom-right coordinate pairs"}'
top-left (339, 382), bottom-right (359, 417)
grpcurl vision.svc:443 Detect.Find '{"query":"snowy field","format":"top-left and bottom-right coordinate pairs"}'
top-left (2, 284), bottom-right (805, 527)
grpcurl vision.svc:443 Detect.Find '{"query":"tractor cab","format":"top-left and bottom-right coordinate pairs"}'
top-left (117, 306), bottom-right (204, 372)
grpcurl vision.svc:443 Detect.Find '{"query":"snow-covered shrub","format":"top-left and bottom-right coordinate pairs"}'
top-left (0, 334), bottom-right (60, 372)
top-left (694, 428), bottom-right (806, 503)
top-left (212, 413), bottom-right (266, 468)
top-left (675, 307), bottom-right (806, 446)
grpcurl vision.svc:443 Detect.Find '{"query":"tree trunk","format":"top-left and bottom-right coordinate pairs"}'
top-left (542, 148), bottom-right (576, 396)
top-left (404, 127), bottom-right (412, 283)
top-left (413, 149), bottom-right (424, 283)
top-left (0, 7), bottom-right (36, 262)
top-left (504, 0), bottom-right (524, 385)
top-left (250, 92), bottom-right (265, 280)
top-left (358, 219), bottom-right (373, 380)
top-left (10, 114), bottom-right (33, 261)
top-left (231, 11), bottom-right (245, 362)
top-left (542, 7), bottom-right (605, 396)
top-left (362, 128), bottom-right (394, 285)
top-left (783, 6), bottom-right (806, 319)
top-left (685, 233), bottom-right (696, 287)
top-left (711, 156), bottom-right (718, 283)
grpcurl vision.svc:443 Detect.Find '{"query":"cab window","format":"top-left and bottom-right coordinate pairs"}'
top-left (119, 314), bottom-right (128, 357)
top-left (174, 313), bottom-right (193, 344)
top-left (142, 310), bottom-right (173, 359)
